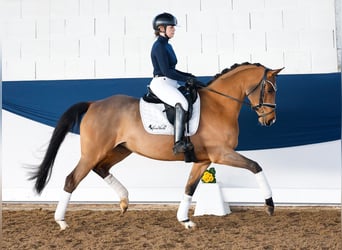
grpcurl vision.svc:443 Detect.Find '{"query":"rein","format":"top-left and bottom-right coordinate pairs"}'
top-left (200, 69), bottom-right (277, 116)
top-left (201, 85), bottom-right (252, 106)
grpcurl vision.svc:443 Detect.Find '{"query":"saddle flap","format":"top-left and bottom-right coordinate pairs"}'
top-left (139, 95), bottom-right (201, 136)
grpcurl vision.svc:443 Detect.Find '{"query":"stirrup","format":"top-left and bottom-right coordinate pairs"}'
top-left (173, 140), bottom-right (194, 154)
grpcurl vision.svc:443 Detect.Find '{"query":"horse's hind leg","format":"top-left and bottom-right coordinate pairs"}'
top-left (54, 158), bottom-right (94, 230)
top-left (92, 145), bottom-right (132, 214)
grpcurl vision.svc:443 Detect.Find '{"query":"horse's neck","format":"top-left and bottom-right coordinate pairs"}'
top-left (199, 80), bottom-right (243, 121)
top-left (201, 66), bottom-right (264, 115)
top-left (213, 66), bottom-right (263, 96)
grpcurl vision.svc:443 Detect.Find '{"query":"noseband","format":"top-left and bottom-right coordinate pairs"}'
top-left (203, 68), bottom-right (277, 118)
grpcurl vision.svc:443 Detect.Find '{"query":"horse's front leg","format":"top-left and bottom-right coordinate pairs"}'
top-left (215, 149), bottom-right (274, 215)
top-left (177, 161), bottom-right (211, 229)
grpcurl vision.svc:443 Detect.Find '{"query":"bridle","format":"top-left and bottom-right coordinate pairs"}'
top-left (201, 68), bottom-right (277, 118)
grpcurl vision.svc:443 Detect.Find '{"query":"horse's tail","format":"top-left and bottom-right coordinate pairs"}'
top-left (29, 102), bottom-right (91, 194)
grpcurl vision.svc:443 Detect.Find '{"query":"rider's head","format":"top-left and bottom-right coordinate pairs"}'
top-left (152, 13), bottom-right (177, 38)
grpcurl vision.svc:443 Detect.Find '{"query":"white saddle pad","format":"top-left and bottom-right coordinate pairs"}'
top-left (139, 96), bottom-right (200, 136)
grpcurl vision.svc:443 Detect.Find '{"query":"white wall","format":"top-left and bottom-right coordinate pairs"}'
top-left (1, 0), bottom-right (339, 81)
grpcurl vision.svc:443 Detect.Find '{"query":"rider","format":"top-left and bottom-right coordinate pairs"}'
top-left (150, 12), bottom-right (203, 155)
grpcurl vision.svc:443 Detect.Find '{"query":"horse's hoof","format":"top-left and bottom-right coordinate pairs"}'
top-left (120, 198), bottom-right (129, 215)
top-left (180, 220), bottom-right (196, 229)
top-left (265, 205), bottom-right (274, 216)
top-left (56, 220), bottom-right (69, 230)
top-left (265, 197), bottom-right (274, 216)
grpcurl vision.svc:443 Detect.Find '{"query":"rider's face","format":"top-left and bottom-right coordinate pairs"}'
top-left (159, 25), bottom-right (175, 39)
top-left (165, 25), bottom-right (175, 38)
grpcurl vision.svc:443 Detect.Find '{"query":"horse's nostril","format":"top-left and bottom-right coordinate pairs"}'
top-left (268, 118), bottom-right (276, 126)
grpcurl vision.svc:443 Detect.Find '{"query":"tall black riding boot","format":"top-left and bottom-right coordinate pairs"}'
top-left (173, 103), bottom-right (194, 154)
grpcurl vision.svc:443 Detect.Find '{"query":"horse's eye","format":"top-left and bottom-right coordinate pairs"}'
top-left (267, 88), bottom-right (274, 93)
top-left (266, 86), bottom-right (274, 93)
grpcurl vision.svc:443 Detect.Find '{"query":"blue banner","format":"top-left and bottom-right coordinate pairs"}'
top-left (2, 73), bottom-right (341, 150)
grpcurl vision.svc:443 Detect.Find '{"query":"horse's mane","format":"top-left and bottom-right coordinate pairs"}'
top-left (207, 62), bottom-right (264, 85)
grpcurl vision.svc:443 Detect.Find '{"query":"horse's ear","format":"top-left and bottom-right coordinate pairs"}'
top-left (269, 67), bottom-right (284, 76)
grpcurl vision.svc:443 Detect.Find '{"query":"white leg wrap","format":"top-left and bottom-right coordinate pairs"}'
top-left (177, 194), bottom-right (192, 222)
top-left (54, 190), bottom-right (71, 221)
top-left (104, 174), bottom-right (129, 200)
top-left (255, 171), bottom-right (272, 199)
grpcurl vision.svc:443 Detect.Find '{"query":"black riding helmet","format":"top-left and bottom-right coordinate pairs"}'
top-left (152, 12), bottom-right (177, 31)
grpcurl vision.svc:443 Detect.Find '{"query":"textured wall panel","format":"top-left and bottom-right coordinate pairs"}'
top-left (50, 38), bottom-right (79, 59)
top-left (35, 18), bottom-right (50, 39)
top-left (202, 34), bottom-right (218, 54)
top-left (36, 59), bottom-right (65, 80)
top-left (169, 0), bottom-right (200, 13)
top-left (219, 51), bottom-right (251, 70)
top-left (232, 0), bottom-right (265, 11)
top-left (109, 37), bottom-right (124, 57)
top-left (50, 0), bottom-right (80, 18)
top-left (21, 0), bottom-right (50, 18)
top-left (266, 31), bottom-right (300, 51)
top-left (234, 31), bottom-right (266, 52)
top-left (251, 51), bottom-right (284, 70)
top-left (2, 39), bottom-right (21, 59)
top-left (264, 0), bottom-right (299, 9)
top-left (4, 19), bottom-right (36, 40)
top-left (95, 16), bottom-right (125, 37)
top-left (217, 32), bottom-right (234, 53)
top-left (21, 39), bottom-right (50, 60)
top-left (311, 49), bottom-right (339, 73)
top-left (1, 0), bottom-right (338, 80)
top-left (65, 17), bottom-right (95, 38)
top-left (80, 37), bottom-right (109, 58)
top-left (64, 58), bottom-right (94, 79)
top-left (283, 50), bottom-right (312, 73)
top-left (49, 19), bottom-right (66, 39)
top-left (299, 30), bottom-right (335, 49)
top-left (124, 55), bottom-right (142, 76)
top-left (95, 56), bottom-right (125, 78)
top-left (250, 10), bottom-right (283, 31)
top-left (4, 59), bottom-right (36, 80)
top-left (79, 0), bottom-right (109, 17)
top-left (201, 0), bottom-right (232, 11)
top-left (171, 32), bottom-right (202, 56)
top-left (282, 9), bottom-right (310, 31)
top-left (0, 0), bottom-right (21, 19)
top-left (123, 35), bottom-right (141, 57)
top-left (187, 11), bottom-right (219, 35)
top-left (125, 13), bottom-right (151, 36)
top-left (187, 54), bottom-right (219, 75)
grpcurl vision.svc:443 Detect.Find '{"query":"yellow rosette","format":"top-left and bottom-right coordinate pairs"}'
top-left (201, 167), bottom-right (216, 183)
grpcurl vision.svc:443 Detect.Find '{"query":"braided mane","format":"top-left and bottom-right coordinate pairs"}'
top-left (208, 62), bottom-right (264, 85)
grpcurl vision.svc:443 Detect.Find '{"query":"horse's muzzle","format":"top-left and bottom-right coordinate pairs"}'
top-left (259, 116), bottom-right (276, 126)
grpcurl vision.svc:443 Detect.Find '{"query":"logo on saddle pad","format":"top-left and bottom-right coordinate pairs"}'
top-left (139, 96), bottom-right (201, 136)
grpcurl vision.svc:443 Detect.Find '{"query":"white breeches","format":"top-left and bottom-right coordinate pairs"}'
top-left (149, 77), bottom-right (189, 111)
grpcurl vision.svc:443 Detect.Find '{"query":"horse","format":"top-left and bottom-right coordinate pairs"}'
top-left (30, 62), bottom-right (283, 230)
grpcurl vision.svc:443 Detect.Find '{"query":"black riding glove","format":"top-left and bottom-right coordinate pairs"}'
top-left (187, 78), bottom-right (206, 88)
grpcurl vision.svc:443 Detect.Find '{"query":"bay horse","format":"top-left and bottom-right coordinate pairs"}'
top-left (30, 62), bottom-right (283, 230)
